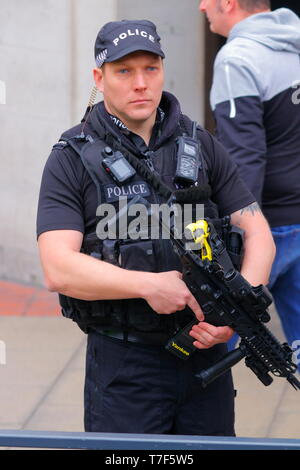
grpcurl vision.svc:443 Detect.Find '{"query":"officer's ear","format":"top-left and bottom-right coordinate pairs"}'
top-left (221, 0), bottom-right (236, 13)
top-left (93, 67), bottom-right (104, 94)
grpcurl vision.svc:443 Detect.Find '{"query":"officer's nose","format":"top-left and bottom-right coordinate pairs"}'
top-left (133, 72), bottom-right (147, 91)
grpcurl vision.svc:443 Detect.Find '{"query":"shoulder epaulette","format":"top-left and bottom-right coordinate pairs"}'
top-left (52, 140), bottom-right (68, 151)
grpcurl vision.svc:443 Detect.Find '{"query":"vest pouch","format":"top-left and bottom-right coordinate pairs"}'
top-left (81, 231), bottom-right (103, 256)
top-left (59, 293), bottom-right (125, 333)
top-left (118, 239), bottom-right (157, 272)
top-left (59, 294), bottom-right (93, 333)
top-left (118, 240), bottom-right (165, 332)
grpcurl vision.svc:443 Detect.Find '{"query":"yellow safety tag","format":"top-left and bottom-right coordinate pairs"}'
top-left (185, 219), bottom-right (213, 261)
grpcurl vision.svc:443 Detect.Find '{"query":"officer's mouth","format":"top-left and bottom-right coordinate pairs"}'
top-left (130, 99), bottom-right (151, 105)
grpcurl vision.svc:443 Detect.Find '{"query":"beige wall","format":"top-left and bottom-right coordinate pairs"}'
top-left (0, 0), bottom-right (117, 285)
top-left (0, 0), bottom-right (205, 286)
top-left (117, 0), bottom-right (205, 123)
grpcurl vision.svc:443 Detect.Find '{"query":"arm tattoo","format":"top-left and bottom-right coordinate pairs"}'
top-left (240, 202), bottom-right (262, 216)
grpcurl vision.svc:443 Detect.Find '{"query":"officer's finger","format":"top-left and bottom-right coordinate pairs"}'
top-left (189, 325), bottom-right (220, 349)
top-left (186, 295), bottom-right (204, 321)
top-left (192, 322), bottom-right (234, 342)
top-left (192, 322), bottom-right (219, 336)
top-left (190, 324), bottom-right (214, 342)
top-left (189, 330), bottom-right (212, 349)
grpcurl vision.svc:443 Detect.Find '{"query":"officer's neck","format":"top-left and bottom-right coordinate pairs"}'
top-left (105, 107), bottom-right (156, 147)
top-left (122, 114), bottom-right (157, 146)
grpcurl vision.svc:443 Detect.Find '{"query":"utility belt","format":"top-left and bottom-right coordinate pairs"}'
top-left (91, 328), bottom-right (172, 345)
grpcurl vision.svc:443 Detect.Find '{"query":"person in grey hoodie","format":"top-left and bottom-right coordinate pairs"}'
top-left (199, 0), bottom-right (300, 367)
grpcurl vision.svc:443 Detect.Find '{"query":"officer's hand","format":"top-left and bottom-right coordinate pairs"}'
top-left (189, 322), bottom-right (234, 349)
top-left (144, 270), bottom-right (204, 320)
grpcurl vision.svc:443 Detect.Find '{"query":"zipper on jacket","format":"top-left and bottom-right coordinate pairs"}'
top-left (142, 150), bottom-right (156, 172)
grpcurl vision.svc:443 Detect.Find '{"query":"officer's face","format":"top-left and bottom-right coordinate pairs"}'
top-left (94, 51), bottom-right (164, 130)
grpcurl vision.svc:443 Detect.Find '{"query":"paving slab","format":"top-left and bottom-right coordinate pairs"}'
top-left (0, 280), bottom-right (299, 445)
top-left (0, 315), bottom-right (85, 431)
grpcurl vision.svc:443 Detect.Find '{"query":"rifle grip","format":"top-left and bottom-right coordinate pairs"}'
top-left (195, 347), bottom-right (246, 387)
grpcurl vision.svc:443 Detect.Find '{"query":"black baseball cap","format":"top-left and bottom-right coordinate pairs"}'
top-left (94, 19), bottom-right (165, 67)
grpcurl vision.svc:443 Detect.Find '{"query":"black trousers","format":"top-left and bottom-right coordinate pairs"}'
top-left (84, 331), bottom-right (235, 436)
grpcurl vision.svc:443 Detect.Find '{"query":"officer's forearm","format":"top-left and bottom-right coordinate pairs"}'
top-left (42, 247), bottom-right (203, 319)
top-left (38, 231), bottom-right (202, 315)
top-left (42, 248), bottom-right (151, 301)
top-left (241, 228), bottom-right (276, 286)
top-left (230, 204), bottom-right (276, 286)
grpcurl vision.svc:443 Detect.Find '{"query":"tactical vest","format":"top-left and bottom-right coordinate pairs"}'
top-left (56, 112), bottom-right (226, 334)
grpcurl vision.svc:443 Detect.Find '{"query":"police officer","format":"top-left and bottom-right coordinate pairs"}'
top-left (37, 19), bottom-right (275, 435)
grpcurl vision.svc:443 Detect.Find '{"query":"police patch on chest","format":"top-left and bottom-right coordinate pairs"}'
top-left (104, 181), bottom-right (151, 202)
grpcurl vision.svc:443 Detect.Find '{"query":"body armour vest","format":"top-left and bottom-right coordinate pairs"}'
top-left (56, 108), bottom-right (223, 334)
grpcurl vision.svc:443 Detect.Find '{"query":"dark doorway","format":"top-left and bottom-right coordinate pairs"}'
top-left (204, 25), bottom-right (225, 133)
top-left (204, 1), bottom-right (300, 132)
top-left (271, 1), bottom-right (300, 16)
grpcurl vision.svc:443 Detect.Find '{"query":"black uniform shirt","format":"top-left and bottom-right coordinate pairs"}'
top-left (37, 92), bottom-right (255, 238)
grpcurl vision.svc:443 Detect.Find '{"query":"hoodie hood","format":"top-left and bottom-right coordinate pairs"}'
top-left (228, 8), bottom-right (300, 54)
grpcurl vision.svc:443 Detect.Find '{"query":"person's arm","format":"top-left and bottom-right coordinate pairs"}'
top-left (189, 202), bottom-right (276, 349)
top-left (38, 229), bottom-right (204, 320)
top-left (230, 202), bottom-right (275, 286)
top-left (211, 56), bottom-right (267, 204)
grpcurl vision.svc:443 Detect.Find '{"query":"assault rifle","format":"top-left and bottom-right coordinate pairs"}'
top-left (100, 163), bottom-right (299, 390)
top-left (165, 217), bottom-right (300, 390)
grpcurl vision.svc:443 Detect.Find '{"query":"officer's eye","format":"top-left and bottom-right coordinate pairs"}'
top-left (118, 68), bottom-right (130, 74)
